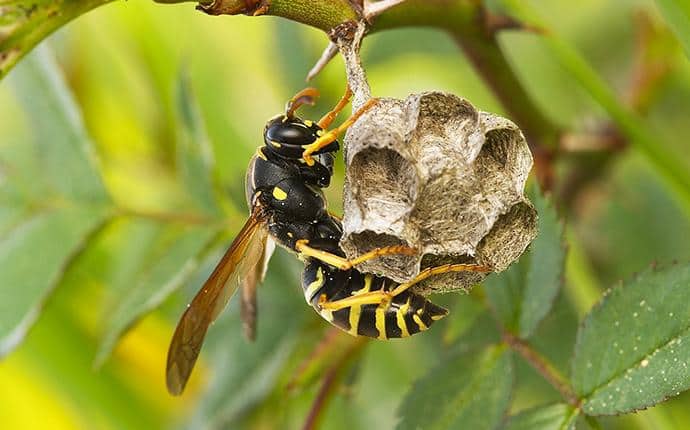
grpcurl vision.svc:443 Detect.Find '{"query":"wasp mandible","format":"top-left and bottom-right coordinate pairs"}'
top-left (166, 88), bottom-right (491, 395)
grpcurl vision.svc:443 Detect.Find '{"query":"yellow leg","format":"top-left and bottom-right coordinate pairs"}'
top-left (319, 263), bottom-right (492, 311)
top-left (389, 263), bottom-right (491, 296)
top-left (302, 98), bottom-right (379, 166)
top-left (295, 240), bottom-right (416, 270)
top-left (318, 86), bottom-right (353, 129)
top-left (319, 290), bottom-right (390, 311)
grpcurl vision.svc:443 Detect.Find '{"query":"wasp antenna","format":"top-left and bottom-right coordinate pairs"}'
top-left (286, 87), bottom-right (320, 118)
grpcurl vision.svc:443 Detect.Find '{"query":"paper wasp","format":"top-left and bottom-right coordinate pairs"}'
top-left (166, 88), bottom-right (490, 395)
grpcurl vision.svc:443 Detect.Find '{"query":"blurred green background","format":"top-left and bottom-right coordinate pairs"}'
top-left (1, 0), bottom-right (690, 429)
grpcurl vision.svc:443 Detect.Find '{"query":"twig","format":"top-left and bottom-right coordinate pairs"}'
top-left (363, 0), bottom-right (405, 21)
top-left (502, 330), bottom-right (580, 407)
top-left (307, 42), bottom-right (339, 81)
top-left (195, 0), bottom-right (358, 31)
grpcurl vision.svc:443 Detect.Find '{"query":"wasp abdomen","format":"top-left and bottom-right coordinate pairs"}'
top-left (301, 261), bottom-right (448, 340)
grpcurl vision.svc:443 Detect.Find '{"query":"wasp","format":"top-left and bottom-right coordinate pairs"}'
top-left (166, 88), bottom-right (491, 395)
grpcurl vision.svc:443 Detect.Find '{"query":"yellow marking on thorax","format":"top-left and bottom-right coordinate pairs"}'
top-left (272, 187), bottom-right (288, 201)
top-left (348, 274), bottom-right (373, 336)
top-left (316, 129), bottom-right (324, 137)
top-left (304, 267), bottom-right (324, 303)
top-left (396, 298), bottom-right (411, 338)
top-left (270, 141), bottom-right (282, 148)
top-left (304, 120), bottom-right (313, 127)
top-left (257, 147), bottom-right (268, 160)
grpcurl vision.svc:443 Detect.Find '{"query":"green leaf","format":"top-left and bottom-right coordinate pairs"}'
top-left (0, 46), bottom-right (112, 356)
top-left (0, 206), bottom-right (109, 355)
top-left (0, 0), bottom-right (113, 79)
top-left (656, 0), bottom-right (690, 59)
top-left (8, 45), bottom-right (109, 203)
top-left (94, 224), bottom-right (217, 366)
top-left (503, 404), bottom-right (578, 430)
top-left (485, 187), bottom-right (565, 338)
top-left (396, 345), bottom-right (513, 430)
top-left (175, 71), bottom-right (222, 215)
top-left (572, 264), bottom-right (690, 415)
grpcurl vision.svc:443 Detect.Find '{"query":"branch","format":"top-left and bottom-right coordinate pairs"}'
top-left (190, 0), bottom-right (359, 32)
top-left (502, 330), bottom-right (580, 407)
top-left (0, 0), bottom-right (113, 79)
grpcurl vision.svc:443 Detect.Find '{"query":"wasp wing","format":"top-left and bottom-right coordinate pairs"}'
top-left (240, 237), bottom-right (275, 341)
top-left (166, 210), bottom-right (268, 395)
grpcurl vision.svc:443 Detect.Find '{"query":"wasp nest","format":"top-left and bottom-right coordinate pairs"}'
top-left (333, 22), bottom-right (537, 295)
top-left (340, 92), bottom-right (537, 294)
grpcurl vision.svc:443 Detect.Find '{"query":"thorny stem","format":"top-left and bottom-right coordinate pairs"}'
top-left (192, 0), bottom-right (359, 31)
top-left (502, 330), bottom-right (581, 407)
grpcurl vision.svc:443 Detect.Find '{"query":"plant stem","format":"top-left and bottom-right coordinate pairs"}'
top-left (193, 0), bottom-right (358, 31)
top-left (0, 0), bottom-right (113, 79)
top-left (502, 330), bottom-right (580, 407)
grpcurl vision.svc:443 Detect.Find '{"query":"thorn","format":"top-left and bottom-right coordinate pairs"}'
top-left (363, 0), bottom-right (405, 22)
top-left (306, 42), bottom-right (339, 82)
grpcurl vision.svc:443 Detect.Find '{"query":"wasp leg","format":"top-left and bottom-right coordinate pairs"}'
top-left (295, 239), bottom-right (415, 270)
top-left (319, 290), bottom-right (391, 311)
top-left (319, 263), bottom-right (492, 312)
top-left (317, 86), bottom-right (353, 129)
top-left (389, 263), bottom-right (492, 296)
top-left (302, 98), bottom-right (379, 166)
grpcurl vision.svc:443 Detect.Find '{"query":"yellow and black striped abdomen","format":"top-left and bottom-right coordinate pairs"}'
top-left (301, 261), bottom-right (448, 339)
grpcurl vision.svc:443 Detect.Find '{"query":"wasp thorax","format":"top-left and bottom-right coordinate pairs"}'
top-left (340, 92), bottom-right (538, 295)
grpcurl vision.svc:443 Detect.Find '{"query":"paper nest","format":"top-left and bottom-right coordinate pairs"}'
top-left (339, 91), bottom-right (538, 295)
